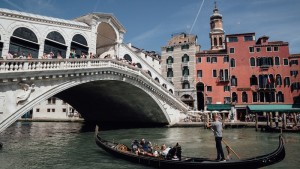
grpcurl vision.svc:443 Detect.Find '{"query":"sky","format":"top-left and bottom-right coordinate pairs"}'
top-left (1, 0), bottom-right (300, 54)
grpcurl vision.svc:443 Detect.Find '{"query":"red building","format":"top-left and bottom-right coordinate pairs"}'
top-left (196, 3), bottom-right (300, 121)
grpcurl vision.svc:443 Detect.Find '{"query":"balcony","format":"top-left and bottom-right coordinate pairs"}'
top-left (166, 63), bottom-right (173, 69)
top-left (254, 85), bottom-right (276, 91)
top-left (181, 62), bottom-right (189, 67)
top-left (259, 64), bottom-right (271, 70)
top-left (167, 77), bottom-right (173, 82)
top-left (218, 76), bottom-right (230, 82)
top-left (181, 76), bottom-right (189, 81)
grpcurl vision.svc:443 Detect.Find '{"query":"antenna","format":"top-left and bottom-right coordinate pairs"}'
top-left (189, 0), bottom-right (205, 34)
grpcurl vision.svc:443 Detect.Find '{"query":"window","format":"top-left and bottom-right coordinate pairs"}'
top-left (213, 37), bottom-right (217, 46)
top-left (228, 37), bottom-right (238, 42)
top-left (252, 92), bottom-right (258, 102)
top-left (242, 92), bottom-right (248, 103)
top-left (182, 67), bottom-right (189, 76)
top-left (166, 56), bottom-right (174, 64)
top-left (250, 57), bottom-right (255, 66)
top-left (52, 109), bottom-right (55, 112)
top-left (274, 46), bottom-right (279, 51)
top-left (52, 97), bottom-right (56, 104)
top-left (277, 92), bottom-right (284, 102)
top-left (47, 109), bottom-right (50, 112)
top-left (197, 57), bottom-right (202, 63)
top-left (182, 81), bottom-right (190, 89)
top-left (284, 77), bottom-right (290, 86)
top-left (231, 76), bottom-right (237, 86)
top-left (275, 57), bottom-right (280, 65)
top-left (276, 75), bottom-right (282, 86)
top-left (290, 60), bottom-right (299, 66)
top-left (167, 69), bottom-right (173, 77)
top-left (250, 75), bottom-right (258, 86)
top-left (244, 36), bottom-right (254, 41)
top-left (213, 70), bottom-right (217, 77)
top-left (211, 57), bottom-right (217, 63)
top-left (290, 70), bottom-right (298, 77)
top-left (257, 57), bottom-right (273, 67)
top-left (224, 97), bottom-right (231, 104)
top-left (197, 70), bottom-right (202, 77)
top-left (47, 98), bottom-right (51, 104)
top-left (181, 44), bottom-right (189, 50)
top-left (36, 108), bottom-right (40, 112)
top-left (206, 57), bottom-right (211, 63)
top-left (232, 92), bottom-right (238, 102)
top-left (206, 97), bottom-right (212, 104)
top-left (283, 59), bottom-right (289, 65)
top-left (229, 48), bottom-right (235, 54)
top-left (267, 47), bottom-right (272, 52)
top-left (224, 86), bottom-right (230, 92)
top-left (166, 47), bottom-right (174, 52)
top-left (63, 108), bottom-right (67, 112)
top-left (256, 47), bottom-right (261, 52)
top-left (259, 92), bottom-right (265, 102)
top-left (182, 54), bottom-right (189, 62)
top-left (230, 58), bottom-right (236, 67)
top-left (223, 56), bottom-right (229, 62)
top-left (207, 86), bottom-right (212, 92)
top-left (249, 47), bottom-right (254, 53)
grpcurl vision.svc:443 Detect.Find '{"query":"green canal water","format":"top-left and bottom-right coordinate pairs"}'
top-left (0, 122), bottom-right (299, 169)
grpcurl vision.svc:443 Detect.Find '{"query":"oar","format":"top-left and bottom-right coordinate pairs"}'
top-left (222, 139), bottom-right (240, 159)
top-left (209, 127), bottom-right (241, 159)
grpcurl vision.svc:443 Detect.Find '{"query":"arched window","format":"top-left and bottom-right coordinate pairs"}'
top-left (250, 57), bottom-right (255, 66)
top-left (162, 84), bottom-right (167, 88)
top-left (231, 76), bottom-right (237, 86)
top-left (166, 56), bottom-right (174, 64)
top-left (276, 74), bottom-right (282, 86)
top-left (252, 92), bottom-right (258, 102)
top-left (230, 58), bottom-right (235, 67)
top-left (275, 56), bottom-right (280, 65)
top-left (169, 89), bottom-right (173, 94)
top-left (265, 92), bottom-right (271, 102)
top-left (124, 54), bottom-right (132, 62)
top-left (182, 54), bottom-right (189, 62)
top-left (136, 63), bottom-right (142, 68)
top-left (9, 27), bottom-right (39, 58)
top-left (284, 77), bottom-right (290, 86)
top-left (147, 70), bottom-right (152, 77)
top-left (155, 77), bottom-right (160, 83)
top-left (213, 37), bottom-right (217, 46)
top-left (182, 81), bottom-right (190, 89)
top-left (268, 74), bottom-right (275, 89)
top-left (232, 92), bottom-right (238, 103)
top-left (242, 92), bottom-right (248, 103)
top-left (0, 34), bottom-right (3, 57)
top-left (270, 91), bottom-right (276, 102)
top-left (268, 57), bottom-right (274, 66)
top-left (258, 75), bottom-right (264, 88)
top-left (277, 91), bottom-right (284, 102)
top-left (167, 69), bottom-right (173, 77)
top-left (44, 31), bottom-right (67, 58)
top-left (256, 57), bottom-right (261, 66)
top-left (250, 75), bottom-right (258, 86)
top-left (219, 37), bottom-right (223, 46)
top-left (70, 34), bottom-right (88, 58)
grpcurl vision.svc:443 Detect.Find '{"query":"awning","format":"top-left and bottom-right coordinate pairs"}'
top-left (247, 104), bottom-right (300, 113)
top-left (207, 104), bottom-right (231, 111)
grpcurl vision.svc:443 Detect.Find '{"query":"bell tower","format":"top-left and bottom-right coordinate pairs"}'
top-left (210, 1), bottom-right (225, 50)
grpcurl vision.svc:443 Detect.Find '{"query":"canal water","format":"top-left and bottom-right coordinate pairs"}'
top-left (0, 122), bottom-right (299, 169)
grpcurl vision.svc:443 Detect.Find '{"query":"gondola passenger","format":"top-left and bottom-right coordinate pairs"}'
top-left (131, 139), bottom-right (140, 155)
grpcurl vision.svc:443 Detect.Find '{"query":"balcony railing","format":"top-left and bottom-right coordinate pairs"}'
top-left (181, 62), bottom-right (189, 67)
top-left (218, 77), bottom-right (230, 82)
top-left (166, 64), bottom-right (173, 69)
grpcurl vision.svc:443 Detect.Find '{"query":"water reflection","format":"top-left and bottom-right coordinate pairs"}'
top-left (0, 122), bottom-right (299, 169)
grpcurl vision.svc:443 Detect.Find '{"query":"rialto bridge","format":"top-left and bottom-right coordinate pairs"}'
top-left (0, 8), bottom-right (188, 132)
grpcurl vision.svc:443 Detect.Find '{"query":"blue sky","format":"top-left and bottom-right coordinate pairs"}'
top-left (1, 0), bottom-right (300, 54)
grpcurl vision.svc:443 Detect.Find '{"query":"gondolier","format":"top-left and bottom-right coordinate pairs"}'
top-left (207, 114), bottom-right (226, 162)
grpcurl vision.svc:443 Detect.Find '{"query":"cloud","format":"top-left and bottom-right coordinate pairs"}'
top-left (129, 24), bottom-right (164, 43)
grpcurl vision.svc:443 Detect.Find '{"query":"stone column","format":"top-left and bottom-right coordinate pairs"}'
top-left (282, 113), bottom-right (286, 129)
top-left (269, 112), bottom-right (273, 128)
top-left (255, 112), bottom-right (258, 131)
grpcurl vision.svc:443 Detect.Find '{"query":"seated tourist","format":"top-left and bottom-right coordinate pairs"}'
top-left (140, 138), bottom-right (153, 153)
top-left (131, 139), bottom-right (140, 155)
top-left (160, 144), bottom-right (171, 158)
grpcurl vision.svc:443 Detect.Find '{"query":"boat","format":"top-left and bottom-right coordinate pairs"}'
top-left (263, 126), bottom-right (300, 133)
top-left (95, 129), bottom-right (285, 169)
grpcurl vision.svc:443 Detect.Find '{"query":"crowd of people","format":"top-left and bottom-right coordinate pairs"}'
top-left (130, 138), bottom-right (181, 160)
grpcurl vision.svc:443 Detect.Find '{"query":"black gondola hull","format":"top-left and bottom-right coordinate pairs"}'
top-left (95, 134), bottom-right (285, 169)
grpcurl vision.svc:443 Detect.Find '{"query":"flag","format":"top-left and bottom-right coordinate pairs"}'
top-left (267, 74), bottom-right (271, 84)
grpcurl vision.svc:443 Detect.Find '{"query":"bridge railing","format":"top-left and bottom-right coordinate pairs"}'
top-left (0, 58), bottom-right (188, 111)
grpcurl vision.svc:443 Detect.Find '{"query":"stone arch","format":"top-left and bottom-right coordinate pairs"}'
top-left (155, 77), bottom-right (160, 83)
top-left (181, 94), bottom-right (194, 108)
top-left (196, 82), bottom-right (205, 110)
top-left (124, 54), bottom-right (132, 62)
top-left (136, 63), bottom-right (142, 68)
top-left (96, 22), bottom-right (118, 57)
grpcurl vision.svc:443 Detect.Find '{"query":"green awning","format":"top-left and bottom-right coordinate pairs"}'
top-left (207, 104), bottom-right (231, 111)
top-left (247, 104), bottom-right (300, 113)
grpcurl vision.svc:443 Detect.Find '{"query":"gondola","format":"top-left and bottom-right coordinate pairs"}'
top-left (263, 126), bottom-right (300, 133)
top-left (95, 129), bottom-right (285, 169)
